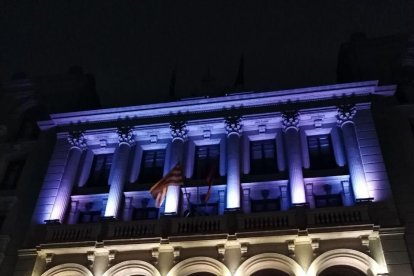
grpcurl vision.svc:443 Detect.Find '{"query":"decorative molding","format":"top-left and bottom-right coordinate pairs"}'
top-left (337, 104), bottom-right (357, 127)
top-left (117, 126), bottom-right (135, 145)
top-left (311, 239), bottom-right (320, 256)
top-left (287, 240), bottom-right (295, 258)
top-left (225, 115), bottom-right (242, 136)
top-left (282, 111), bottom-right (300, 131)
top-left (240, 243), bottom-right (248, 261)
top-left (173, 247), bottom-right (181, 264)
top-left (45, 253), bottom-right (54, 265)
top-left (68, 131), bottom-right (87, 150)
top-left (108, 250), bottom-right (116, 267)
top-left (87, 251), bottom-right (95, 270)
top-left (217, 244), bottom-right (225, 262)
top-left (151, 248), bottom-right (159, 265)
top-left (170, 120), bottom-right (188, 140)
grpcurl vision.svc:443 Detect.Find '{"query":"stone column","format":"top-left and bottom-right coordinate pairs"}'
top-left (337, 104), bottom-right (370, 200)
top-left (282, 111), bottom-right (306, 205)
top-left (104, 126), bottom-right (134, 218)
top-left (164, 120), bottom-right (187, 214)
top-left (49, 131), bottom-right (86, 223)
top-left (225, 115), bottom-right (242, 210)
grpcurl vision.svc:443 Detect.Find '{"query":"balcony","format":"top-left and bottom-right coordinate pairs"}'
top-left (38, 205), bottom-right (372, 245)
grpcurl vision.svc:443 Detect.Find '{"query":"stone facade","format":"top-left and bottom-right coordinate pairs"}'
top-left (13, 81), bottom-right (412, 275)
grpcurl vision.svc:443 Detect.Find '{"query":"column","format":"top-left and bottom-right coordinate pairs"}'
top-left (164, 120), bottom-right (187, 214)
top-left (104, 126), bottom-right (134, 218)
top-left (225, 115), bottom-right (242, 209)
top-left (337, 104), bottom-right (370, 200)
top-left (49, 131), bottom-right (86, 223)
top-left (282, 111), bottom-right (306, 205)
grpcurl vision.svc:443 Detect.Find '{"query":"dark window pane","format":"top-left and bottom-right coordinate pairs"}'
top-left (251, 198), bottom-right (280, 213)
top-left (139, 150), bottom-right (165, 183)
top-left (86, 154), bottom-right (113, 187)
top-left (1, 159), bottom-right (25, 190)
top-left (315, 194), bottom-right (343, 208)
top-left (78, 211), bottom-right (101, 223)
top-left (307, 135), bottom-right (336, 170)
top-left (193, 145), bottom-right (219, 180)
top-left (132, 207), bottom-right (159, 220)
top-left (250, 140), bottom-right (277, 175)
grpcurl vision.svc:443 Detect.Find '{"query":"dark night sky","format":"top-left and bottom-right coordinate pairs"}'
top-left (1, 1), bottom-right (414, 107)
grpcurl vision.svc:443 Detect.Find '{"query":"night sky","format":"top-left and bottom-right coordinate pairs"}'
top-left (2, 1), bottom-right (414, 107)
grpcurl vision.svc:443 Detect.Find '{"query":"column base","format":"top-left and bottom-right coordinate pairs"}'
top-left (44, 219), bottom-right (61, 225)
top-left (224, 207), bottom-right (241, 214)
top-left (355, 198), bottom-right (374, 204)
top-left (291, 203), bottom-right (309, 209)
top-left (100, 216), bottom-right (117, 222)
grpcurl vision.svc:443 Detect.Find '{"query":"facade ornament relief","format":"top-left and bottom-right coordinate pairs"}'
top-left (117, 126), bottom-right (135, 145)
top-left (311, 239), bottom-right (320, 256)
top-left (217, 244), bottom-right (225, 262)
top-left (86, 251), bottom-right (95, 269)
top-left (151, 248), bottom-right (160, 265)
top-left (225, 115), bottom-right (242, 136)
top-left (108, 250), bottom-right (116, 267)
top-left (67, 130), bottom-right (87, 150)
top-left (173, 247), bottom-right (181, 264)
top-left (287, 240), bottom-right (296, 258)
top-left (282, 111), bottom-right (300, 131)
top-left (337, 104), bottom-right (357, 126)
top-left (45, 253), bottom-right (54, 268)
top-left (170, 120), bottom-right (188, 140)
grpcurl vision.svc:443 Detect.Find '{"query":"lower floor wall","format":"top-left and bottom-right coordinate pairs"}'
top-left (14, 226), bottom-right (413, 276)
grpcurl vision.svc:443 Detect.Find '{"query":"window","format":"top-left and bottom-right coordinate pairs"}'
top-left (314, 194), bottom-right (343, 208)
top-left (139, 150), bottom-right (165, 183)
top-left (86, 154), bottom-right (113, 187)
top-left (132, 207), bottom-right (159, 220)
top-left (193, 145), bottom-right (219, 179)
top-left (307, 135), bottom-right (336, 170)
top-left (1, 159), bottom-right (25, 190)
top-left (78, 211), bottom-right (101, 223)
top-left (251, 198), bottom-right (280, 213)
top-left (250, 139), bottom-right (277, 175)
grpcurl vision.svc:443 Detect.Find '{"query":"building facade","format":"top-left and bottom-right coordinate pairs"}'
top-left (15, 81), bottom-right (412, 275)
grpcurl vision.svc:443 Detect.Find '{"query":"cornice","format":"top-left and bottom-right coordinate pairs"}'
top-left (38, 81), bottom-right (392, 130)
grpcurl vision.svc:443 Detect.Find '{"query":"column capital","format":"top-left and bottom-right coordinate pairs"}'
top-left (225, 115), bottom-right (242, 136)
top-left (282, 110), bottom-right (300, 132)
top-left (117, 126), bottom-right (135, 146)
top-left (67, 130), bottom-right (87, 150)
top-left (337, 104), bottom-right (357, 127)
top-left (170, 120), bottom-right (188, 141)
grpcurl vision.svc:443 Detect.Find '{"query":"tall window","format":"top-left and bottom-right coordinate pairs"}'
top-left (307, 135), bottom-right (336, 170)
top-left (251, 198), bottom-right (280, 213)
top-left (250, 140), bottom-right (277, 175)
top-left (0, 159), bottom-right (25, 190)
top-left (193, 145), bottom-right (219, 179)
top-left (86, 154), bottom-right (113, 187)
top-left (139, 150), bottom-right (165, 183)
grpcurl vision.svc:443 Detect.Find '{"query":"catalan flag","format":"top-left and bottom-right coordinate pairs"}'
top-left (150, 164), bottom-right (183, 208)
top-left (204, 161), bottom-right (218, 203)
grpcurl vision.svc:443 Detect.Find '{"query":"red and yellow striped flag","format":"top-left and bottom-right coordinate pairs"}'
top-left (150, 164), bottom-right (183, 208)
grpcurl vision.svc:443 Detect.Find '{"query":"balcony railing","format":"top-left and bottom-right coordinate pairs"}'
top-left (40, 205), bottom-right (372, 244)
top-left (237, 210), bottom-right (295, 231)
top-left (45, 223), bottom-right (100, 243)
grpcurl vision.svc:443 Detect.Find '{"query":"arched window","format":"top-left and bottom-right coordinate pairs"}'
top-left (251, 269), bottom-right (289, 276)
top-left (319, 265), bottom-right (366, 276)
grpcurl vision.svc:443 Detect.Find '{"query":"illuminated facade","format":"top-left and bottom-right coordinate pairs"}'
top-left (15, 81), bottom-right (412, 275)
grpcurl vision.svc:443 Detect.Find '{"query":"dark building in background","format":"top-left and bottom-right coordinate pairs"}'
top-left (0, 67), bottom-right (100, 275)
top-left (338, 33), bottom-right (414, 273)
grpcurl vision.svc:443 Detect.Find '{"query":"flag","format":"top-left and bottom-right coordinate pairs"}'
top-left (150, 164), bottom-right (183, 208)
top-left (204, 161), bottom-right (218, 203)
top-left (233, 53), bottom-right (244, 88)
top-left (169, 65), bottom-right (177, 99)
